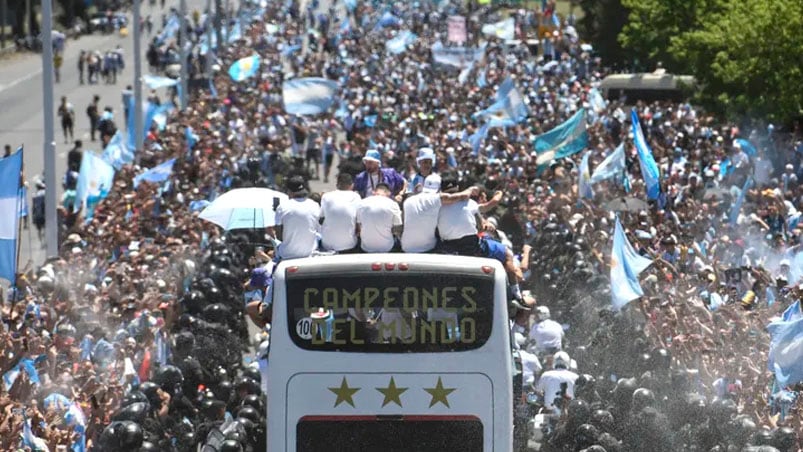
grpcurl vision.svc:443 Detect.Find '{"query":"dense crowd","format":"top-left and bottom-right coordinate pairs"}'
top-left (1, 0), bottom-right (802, 450)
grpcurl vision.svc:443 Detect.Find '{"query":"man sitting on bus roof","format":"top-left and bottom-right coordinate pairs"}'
top-left (320, 173), bottom-right (361, 253)
top-left (353, 149), bottom-right (407, 200)
top-left (356, 182), bottom-right (403, 253)
top-left (274, 175), bottom-right (321, 261)
top-left (401, 174), bottom-right (479, 253)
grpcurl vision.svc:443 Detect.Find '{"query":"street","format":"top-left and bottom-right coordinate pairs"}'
top-left (0, 0), bottom-right (211, 271)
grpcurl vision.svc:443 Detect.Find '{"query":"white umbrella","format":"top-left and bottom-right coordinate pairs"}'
top-left (199, 187), bottom-right (289, 230)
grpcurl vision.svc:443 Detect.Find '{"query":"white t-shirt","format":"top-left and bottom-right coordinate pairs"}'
top-left (401, 193), bottom-right (441, 253)
top-left (320, 190), bottom-right (361, 251)
top-left (437, 199), bottom-right (479, 241)
top-left (536, 369), bottom-right (578, 410)
top-left (528, 319), bottom-right (564, 353)
top-left (275, 198), bottom-right (321, 260)
top-left (356, 195), bottom-right (402, 252)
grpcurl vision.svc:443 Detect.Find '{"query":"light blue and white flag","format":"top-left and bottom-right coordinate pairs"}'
top-left (611, 217), bottom-right (652, 310)
top-left (344, 0), bottom-right (357, 11)
top-left (474, 76), bottom-right (529, 127)
top-left (374, 11), bottom-right (401, 31)
top-left (481, 17), bottom-right (515, 41)
top-left (281, 43), bottom-right (302, 56)
top-left (470, 123), bottom-right (489, 156)
top-left (735, 138), bottom-right (758, 157)
top-left (18, 186), bottom-right (28, 218)
top-left (477, 67), bottom-right (488, 88)
top-left (143, 74), bottom-right (179, 89)
top-left (0, 148), bottom-right (22, 283)
top-left (74, 151), bottom-right (115, 215)
top-left (631, 109), bottom-right (661, 200)
top-left (386, 30), bottom-right (417, 54)
top-left (103, 131), bottom-right (134, 170)
top-left (431, 41), bottom-right (485, 69)
top-left (729, 176), bottom-right (753, 226)
top-left (3, 365), bottom-right (20, 391)
top-left (767, 314), bottom-right (803, 387)
top-left (578, 151), bottom-right (594, 200)
top-left (282, 78), bottom-right (340, 115)
top-left (228, 54), bottom-right (260, 82)
top-left (134, 158), bottom-right (177, 189)
top-left (185, 126), bottom-right (199, 150)
top-left (590, 143), bottom-right (626, 184)
top-left (157, 13), bottom-right (181, 44)
top-left (534, 109), bottom-right (588, 165)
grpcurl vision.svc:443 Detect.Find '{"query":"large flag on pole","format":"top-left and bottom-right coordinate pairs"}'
top-left (578, 151), bottom-right (594, 200)
top-left (767, 314), bottom-right (803, 387)
top-left (74, 151), bottom-right (115, 216)
top-left (631, 109), bottom-right (661, 200)
top-left (590, 143), bottom-right (626, 184)
top-left (474, 76), bottom-right (529, 127)
top-left (610, 218), bottom-right (652, 310)
top-left (0, 148), bottom-right (22, 283)
top-left (386, 30), bottom-right (417, 54)
top-left (481, 17), bottom-right (515, 41)
top-left (534, 109), bottom-right (588, 165)
top-left (228, 54), bottom-right (261, 82)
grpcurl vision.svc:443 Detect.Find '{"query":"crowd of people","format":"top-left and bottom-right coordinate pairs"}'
top-left (1, 0), bottom-right (802, 450)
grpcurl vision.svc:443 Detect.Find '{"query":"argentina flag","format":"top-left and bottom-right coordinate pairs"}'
top-left (474, 76), bottom-right (529, 127)
top-left (611, 217), bottom-right (652, 310)
top-left (590, 143), bottom-right (626, 184)
top-left (282, 78), bottom-right (340, 115)
top-left (143, 74), bottom-right (179, 89)
top-left (103, 131), bottom-right (134, 170)
top-left (631, 108), bottom-right (661, 199)
top-left (134, 158), bottom-right (177, 189)
top-left (0, 148), bottom-right (22, 283)
top-left (74, 151), bottom-right (115, 215)
top-left (481, 17), bottom-right (515, 41)
top-left (534, 109), bottom-right (588, 166)
top-left (228, 54), bottom-right (261, 82)
top-left (386, 30), bottom-right (417, 54)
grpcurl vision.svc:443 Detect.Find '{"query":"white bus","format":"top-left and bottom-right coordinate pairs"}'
top-left (266, 253), bottom-right (514, 451)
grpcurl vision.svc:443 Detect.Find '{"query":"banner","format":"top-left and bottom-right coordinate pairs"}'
top-left (447, 16), bottom-right (467, 44)
top-left (431, 42), bottom-right (485, 69)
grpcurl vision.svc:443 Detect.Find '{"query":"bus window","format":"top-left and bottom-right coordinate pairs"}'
top-left (286, 272), bottom-right (494, 353)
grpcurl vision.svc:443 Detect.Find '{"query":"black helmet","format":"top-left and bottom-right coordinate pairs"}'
top-left (201, 398), bottom-right (227, 420)
top-left (138, 382), bottom-right (161, 406)
top-left (612, 378), bottom-right (637, 408)
top-left (202, 303), bottom-right (231, 325)
top-left (771, 426), bottom-right (798, 451)
top-left (631, 388), bottom-right (655, 413)
top-left (174, 331), bottom-right (195, 354)
top-left (733, 416), bottom-right (757, 446)
top-left (219, 439), bottom-right (243, 452)
top-left (112, 402), bottom-right (150, 423)
top-left (241, 394), bottom-right (263, 412)
top-left (567, 399), bottom-right (591, 424)
top-left (154, 365), bottom-right (184, 393)
top-left (120, 421), bottom-right (144, 450)
top-left (139, 440), bottom-right (159, 451)
top-left (574, 423), bottom-right (600, 449)
top-left (709, 398), bottom-right (737, 423)
top-left (237, 406), bottom-right (261, 423)
top-left (121, 391), bottom-right (149, 408)
top-left (590, 409), bottom-right (615, 433)
top-left (650, 348), bottom-right (671, 371)
top-left (235, 377), bottom-right (261, 396)
top-left (242, 366), bottom-right (261, 383)
top-left (100, 421), bottom-right (144, 451)
top-left (213, 379), bottom-right (233, 403)
top-left (753, 428), bottom-right (775, 446)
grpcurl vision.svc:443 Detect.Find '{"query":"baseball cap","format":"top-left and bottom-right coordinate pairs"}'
top-left (285, 175), bottom-right (308, 196)
top-left (362, 150), bottom-right (381, 163)
top-left (422, 174), bottom-right (441, 193)
top-left (249, 267), bottom-right (270, 288)
top-left (416, 147), bottom-right (435, 163)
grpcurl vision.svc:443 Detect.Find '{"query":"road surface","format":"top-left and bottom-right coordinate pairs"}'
top-left (0, 0), bottom-right (214, 272)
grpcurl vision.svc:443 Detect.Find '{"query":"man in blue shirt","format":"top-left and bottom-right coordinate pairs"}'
top-left (408, 147), bottom-right (437, 193)
top-left (353, 150), bottom-right (407, 200)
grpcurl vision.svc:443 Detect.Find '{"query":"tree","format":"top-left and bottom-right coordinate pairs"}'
top-left (618, 0), bottom-right (726, 72)
top-left (576, 0), bottom-right (630, 70)
top-left (668, 0), bottom-right (803, 123)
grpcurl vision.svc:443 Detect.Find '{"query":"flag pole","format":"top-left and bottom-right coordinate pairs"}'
top-left (41, 0), bottom-right (57, 258)
top-left (14, 173), bottom-right (23, 298)
top-left (179, 0), bottom-right (188, 110)
top-left (133, 0), bottom-right (144, 161)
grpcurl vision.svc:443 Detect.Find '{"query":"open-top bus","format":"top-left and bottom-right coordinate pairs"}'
top-left (266, 253), bottom-right (514, 451)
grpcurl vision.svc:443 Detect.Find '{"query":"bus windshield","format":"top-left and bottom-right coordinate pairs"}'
top-left (286, 272), bottom-right (494, 353)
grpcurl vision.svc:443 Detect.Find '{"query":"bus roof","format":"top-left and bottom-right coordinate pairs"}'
top-left (599, 72), bottom-right (696, 92)
top-left (276, 253), bottom-right (504, 278)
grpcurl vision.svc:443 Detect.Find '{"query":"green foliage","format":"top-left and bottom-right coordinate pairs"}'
top-left (576, 0), bottom-right (630, 69)
top-left (618, 0), bottom-right (726, 71)
top-left (668, 0), bottom-right (803, 122)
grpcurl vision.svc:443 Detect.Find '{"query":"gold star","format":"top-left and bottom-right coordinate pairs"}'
top-left (424, 377), bottom-right (456, 408)
top-left (328, 377), bottom-right (360, 408)
top-left (376, 377), bottom-right (408, 408)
